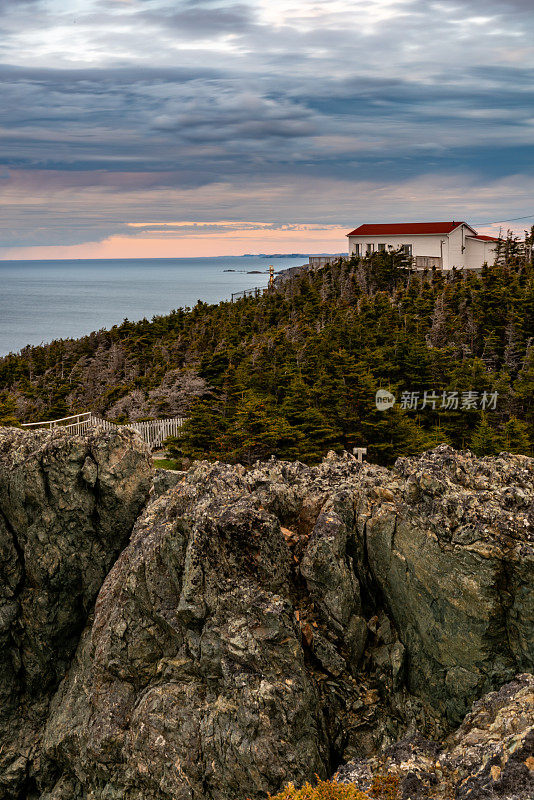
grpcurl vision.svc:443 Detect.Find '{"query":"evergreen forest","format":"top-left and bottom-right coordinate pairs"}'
top-left (1, 237), bottom-right (533, 466)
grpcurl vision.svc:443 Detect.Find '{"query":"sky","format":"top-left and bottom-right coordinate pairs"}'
top-left (1, 0), bottom-right (533, 259)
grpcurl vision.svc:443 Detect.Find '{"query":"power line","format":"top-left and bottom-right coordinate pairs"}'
top-left (475, 214), bottom-right (534, 226)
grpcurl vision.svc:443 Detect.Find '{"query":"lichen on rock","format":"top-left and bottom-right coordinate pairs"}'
top-left (0, 440), bottom-right (532, 800)
top-left (335, 672), bottom-right (534, 799)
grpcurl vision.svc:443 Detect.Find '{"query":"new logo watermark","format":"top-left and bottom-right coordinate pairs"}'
top-left (375, 389), bottom-right (396, 410)
top-left (375, 389), bottom-right (498, 411)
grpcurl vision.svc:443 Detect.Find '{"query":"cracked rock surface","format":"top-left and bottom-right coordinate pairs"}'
top-left (37, 445), bottom-right (533, 800)
top-left (0, 427), bottom-right (152, 798)
top-left (336, 673), bottom-right (534, 799)
top-left (0, 438), bottom-right (532, 800)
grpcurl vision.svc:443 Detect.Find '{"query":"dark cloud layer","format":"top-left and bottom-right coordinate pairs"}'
top-left (0, 0), bottom-right (533, 250)
top-left (0, 0), bottom-right (40, 9)
top-left (437, 0), bottom-right (533, 11)
top-left (142, 2), bottom-right (255, 35)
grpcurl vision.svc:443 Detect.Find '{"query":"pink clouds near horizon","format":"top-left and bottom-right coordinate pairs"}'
top-left (0, 224), bottom-right (350, 261)
top-left (1, 216), bottom-right (530, 262)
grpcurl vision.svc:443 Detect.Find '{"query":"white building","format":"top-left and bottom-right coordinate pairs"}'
top-left (346, 221), bottom-right (499, 270)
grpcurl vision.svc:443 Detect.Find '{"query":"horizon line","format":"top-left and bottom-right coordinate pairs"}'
top-left (0, 252), bottom-right (347, 263)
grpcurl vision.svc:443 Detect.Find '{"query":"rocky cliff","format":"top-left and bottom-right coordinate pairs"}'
top-left (0, 432), bottom-right (532, 799)
top-left (0, 427), bottom-right (152, 798)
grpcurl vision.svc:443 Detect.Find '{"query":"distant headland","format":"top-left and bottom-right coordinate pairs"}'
top-left (241, 252), bottom-right (345, 258)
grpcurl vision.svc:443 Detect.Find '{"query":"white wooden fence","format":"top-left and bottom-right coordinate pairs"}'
top-left (22, 412), bottom-right (94, 435)
top-left (126, 418), bottom-right (184, 450)
top-left (21, 412), bottom-right (184, 451)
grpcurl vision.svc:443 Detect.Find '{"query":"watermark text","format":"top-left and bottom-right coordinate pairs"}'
top-left (376, 389), bottom-right (498, 411)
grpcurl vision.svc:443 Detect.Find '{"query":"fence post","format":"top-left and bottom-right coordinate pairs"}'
top-left (353, 447), bottom-right (367, 463)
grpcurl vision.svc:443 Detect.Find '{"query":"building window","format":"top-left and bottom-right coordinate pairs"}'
top-left (401, 244), bottom-right (413, 256)
top-left (366, 243), bottom-right (374, 254)
top-left (353, 244), bottom-right (361, 256)
top-left (377, 243), bottom-right (386, 252)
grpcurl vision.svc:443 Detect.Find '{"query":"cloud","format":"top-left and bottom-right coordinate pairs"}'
top-left (0, 0), bottom-right (40, 10)
top-left (0, 0), bottom-right (533, 252)
top-left (152, 91), bottom-right (315, 145)
top-left (140, 2), bottom-right (256, 37)
top-left (432, 0), bottom-right (534, 13)
top-left (1, 167), bottom-right (533, 253)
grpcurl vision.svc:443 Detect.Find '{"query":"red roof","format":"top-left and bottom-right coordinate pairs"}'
top-left (468, 234), bottom-right (500, 242)
top-left (347, 221), bottom-right (472, 237)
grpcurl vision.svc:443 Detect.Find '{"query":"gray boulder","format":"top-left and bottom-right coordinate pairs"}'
top-left (41, 461), bottom-right (328, 800)
top-left (361, 446), bottom-right (534, 724)
top-left (0, 426), bottom-right (152, 798)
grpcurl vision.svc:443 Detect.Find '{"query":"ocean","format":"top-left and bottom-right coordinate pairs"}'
top-left (0, 256), bottom-right (307, 356)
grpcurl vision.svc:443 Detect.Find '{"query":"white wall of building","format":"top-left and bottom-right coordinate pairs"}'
top-left (465, 237), bottom-right (498, 269)
top-left (348, 234), bottom-right (443, 258)
top-left (446, 226), bottom-right (470, 269)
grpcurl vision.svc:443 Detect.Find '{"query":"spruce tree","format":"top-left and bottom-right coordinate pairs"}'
top-left (501, 417), bottom-right (532, 455)
top-left (0, 393), bottom-right (20, 427)
top-left (514, 342), bottom-right (534, 433)
top-left (470, 414), bottom-right (501, 456)
top-left (167, 399), bottom-right (224, 461)
top-left (280, 376), bottom-right (341, 461)
top-left (223, 391), bottom-right (301, 465)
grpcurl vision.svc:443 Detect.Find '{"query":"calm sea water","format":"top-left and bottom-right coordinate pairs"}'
top-left (0, 256), bottom-right (307, 356)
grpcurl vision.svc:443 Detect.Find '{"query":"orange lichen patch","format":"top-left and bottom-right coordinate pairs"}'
top-left (265, 777), bottom-right (373, 800)
top-left (490, 765), bottom-right (501, 782)
top-left (525, 756), bottom-right (534, 772)
top-left (281, 527), bottom-right (299, 545)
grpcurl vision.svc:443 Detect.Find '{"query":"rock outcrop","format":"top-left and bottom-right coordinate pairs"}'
top-left (0, 437), bottom-right (532, 800)
top-left (0, 427), bottom-right (152, 798)
top-left (37, 446), bottom-right (533, 800)
top-left (40, 461), bottom-right (329, 800)
top-left (369, 447), bottom-right (534, 725)
top-left (336, 672), bottom-right (534, 799)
